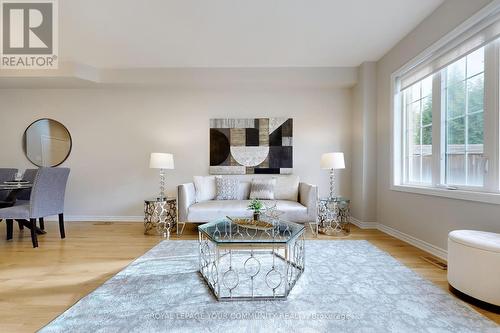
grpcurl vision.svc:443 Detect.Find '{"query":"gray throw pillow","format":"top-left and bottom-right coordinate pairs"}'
top-left (215, 177), bottom-right (240, 200)
top-left (249, 178), bottom-right (276, 200)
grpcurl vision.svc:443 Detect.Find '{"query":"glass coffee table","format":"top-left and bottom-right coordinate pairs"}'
top-left (198, 217), bottom-right (305, 301)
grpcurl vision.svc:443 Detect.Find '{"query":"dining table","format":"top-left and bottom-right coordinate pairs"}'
top-left (0, 183), bottom-right (46, 235)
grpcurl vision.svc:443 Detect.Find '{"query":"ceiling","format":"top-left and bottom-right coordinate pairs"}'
top-left (59, 0), bottom-right (444, 68)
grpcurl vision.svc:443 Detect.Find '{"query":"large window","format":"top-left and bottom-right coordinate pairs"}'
top-left (393, 7), bottom-right (500, 202)
top-left (444, 47), bottom-right (485, 187)
top-left (403, 76), bottom-right (433, 184)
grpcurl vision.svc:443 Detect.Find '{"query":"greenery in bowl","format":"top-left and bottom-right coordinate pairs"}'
top-left (247, 199), bottom-right (263, 212)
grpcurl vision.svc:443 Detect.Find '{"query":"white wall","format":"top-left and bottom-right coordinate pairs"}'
top-left (376, 0), bottom-right (500, 251)
top-left (0, 73), bottom-right (352, 219)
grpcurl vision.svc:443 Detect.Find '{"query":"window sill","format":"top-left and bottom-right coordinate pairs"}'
top-left (390, 184), bottom-right (500, 205)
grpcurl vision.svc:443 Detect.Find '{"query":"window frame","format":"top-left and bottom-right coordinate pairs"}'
top-left (441, 47), bottom-right (487, 190)
top-left (402, 77), bottom-right (434, 186)
top-left (391, 2), bottom-right (500, 204)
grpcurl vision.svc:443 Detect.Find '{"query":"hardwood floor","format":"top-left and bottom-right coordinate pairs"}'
top-left (0, 221), bottom-right (498, 332)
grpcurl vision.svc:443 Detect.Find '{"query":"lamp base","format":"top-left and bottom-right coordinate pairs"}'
top-left (158, 169), bottom-right (166, 201)
top-left (328, 168), bottom-right (336, 200)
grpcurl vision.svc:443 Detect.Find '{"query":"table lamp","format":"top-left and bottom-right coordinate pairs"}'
top-left (320, 152), bottom-right (345, 199)
top-left (150, 153), bottom-right (174, 200)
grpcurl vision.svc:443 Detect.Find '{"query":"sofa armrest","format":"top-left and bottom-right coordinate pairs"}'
top-left (177, 183), bottom-right (196, 222)
top-left (298, 182), bottom-right (318, 221)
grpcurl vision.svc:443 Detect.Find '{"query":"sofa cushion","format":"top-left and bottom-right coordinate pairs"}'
top-left (187, 200), bottom-right (309, 223)
top-left (193, 176), bottom-right (217, 202)
top-left (238, 181), bottom-right (251, 200)
top-left (215, 177), bottom-right (239, 200)
top-left (208, 175), bottom-right (300, 202)
top-left (249, 178), bottom-right (276, 200)
top-left (274, 175), bottom-right (299, 201)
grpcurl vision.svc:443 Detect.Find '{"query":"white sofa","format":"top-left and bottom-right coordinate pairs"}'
top-left (448, 230), bottom-right (500, 306)
top-left (177, 175), bottom-right (317, 224)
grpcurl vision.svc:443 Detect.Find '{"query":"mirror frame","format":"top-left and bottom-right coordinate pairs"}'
top-left (22, 118), bottom-right (72, 167)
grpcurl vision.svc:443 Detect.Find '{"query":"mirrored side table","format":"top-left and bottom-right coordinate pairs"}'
top-left (317, 197), bottom-right (350, 237)
top-left (144, 198), bottom-right (183, 239)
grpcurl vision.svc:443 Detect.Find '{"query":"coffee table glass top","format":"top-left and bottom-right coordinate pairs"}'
top-left (199, 217), bottom-right (304, 244)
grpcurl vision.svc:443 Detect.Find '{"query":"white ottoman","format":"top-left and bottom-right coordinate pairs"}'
top-left (448, 230), bottom-right (500, 306)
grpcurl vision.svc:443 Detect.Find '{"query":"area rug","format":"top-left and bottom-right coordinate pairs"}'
top-left (39, 240), bottom-right (498, 333)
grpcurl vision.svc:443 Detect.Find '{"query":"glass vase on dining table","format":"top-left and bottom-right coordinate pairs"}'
top-left (14, 170), bottom-right (24, 186)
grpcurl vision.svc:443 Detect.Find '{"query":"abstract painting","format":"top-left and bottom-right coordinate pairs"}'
top-left (210, 118), bottom-right (293, 174)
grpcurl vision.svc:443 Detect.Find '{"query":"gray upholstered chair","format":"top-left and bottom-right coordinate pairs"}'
top-left (0, 168), bottom-right (17, 202)
top-left (0, 167), bottom-right (70, 248)
top-left (15, 169), bottom-right (40, 230)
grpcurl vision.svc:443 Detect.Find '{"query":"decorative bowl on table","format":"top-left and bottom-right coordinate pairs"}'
top-left (226, 216), bottom-right (274, 231)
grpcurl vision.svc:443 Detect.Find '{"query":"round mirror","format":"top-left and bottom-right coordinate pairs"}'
top-left (23, 119), bottom-right (72, 167)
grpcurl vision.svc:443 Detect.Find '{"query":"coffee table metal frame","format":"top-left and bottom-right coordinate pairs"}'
top-left (198, 218), bottom-right (305, 301)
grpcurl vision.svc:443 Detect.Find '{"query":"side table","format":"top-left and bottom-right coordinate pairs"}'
top-left (317, 197), bottom-right (350, 236)
top-left (144, 198), bottom-right (184, 239)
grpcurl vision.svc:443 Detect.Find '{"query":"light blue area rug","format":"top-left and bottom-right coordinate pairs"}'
top-left (40, 241), bottom-right (499, 333)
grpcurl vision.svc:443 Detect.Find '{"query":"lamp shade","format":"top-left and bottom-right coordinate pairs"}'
top-left (149, 153), bottom-right (174, 169)
top-left (320, 152), bottom-right (345, 169)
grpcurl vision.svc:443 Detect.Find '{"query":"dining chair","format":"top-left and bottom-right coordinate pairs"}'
top-left (0, 168), bottom-right (17, 202)
top-left (0, 167), bottom-right (70, 248)
top-left (0, 168), bottom-right (18, 227)
top-left (16, 169), bottom-right (39, 230)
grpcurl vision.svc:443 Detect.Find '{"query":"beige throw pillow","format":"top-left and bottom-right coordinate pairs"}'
top-left (249, 178), bottom-right (276, 200)
top-left (193, 176), bottom-right (217, 202)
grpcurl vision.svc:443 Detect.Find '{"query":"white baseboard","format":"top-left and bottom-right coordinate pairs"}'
top-left (377, 223), bottom-right (448, 262)
top-left (351, 217), bottom-right (447, 262)
top-left (350, 217), bottom-right (378, 229)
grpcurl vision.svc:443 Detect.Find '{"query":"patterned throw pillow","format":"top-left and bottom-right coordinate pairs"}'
top-left (215, 177), bottom-right (240, 200)
top-left (249, 178), bottom-right (276, 200)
